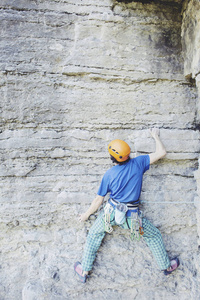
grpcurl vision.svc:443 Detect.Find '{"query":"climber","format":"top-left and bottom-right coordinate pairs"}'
top-left (74, 128), bottom-right (180, 283)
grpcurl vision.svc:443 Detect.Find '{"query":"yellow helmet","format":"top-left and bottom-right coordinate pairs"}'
top-left (108, 139), bottom-right (131, 162)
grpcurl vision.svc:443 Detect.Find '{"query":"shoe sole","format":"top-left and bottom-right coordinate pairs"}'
top-left (74, 261), bottom-right (87, 283)
top-left (164, 258), bottom-right (180, 275)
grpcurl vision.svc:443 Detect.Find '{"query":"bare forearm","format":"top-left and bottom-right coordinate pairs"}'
top-left (154, 135), bottom-right (166, 156)
top-left (79, 195), bottom-right (104, 222)
top-left (149, 128), bottom-right (166, 164)
top-left (86, 196), bottom-right (103, 217)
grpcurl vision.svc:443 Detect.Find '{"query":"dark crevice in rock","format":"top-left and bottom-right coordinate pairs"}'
top-left (113, 0), bottom-right (184, 10)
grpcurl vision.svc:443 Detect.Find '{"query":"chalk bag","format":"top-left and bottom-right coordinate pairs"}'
top-left (115, 203), bottom-right (128, 225)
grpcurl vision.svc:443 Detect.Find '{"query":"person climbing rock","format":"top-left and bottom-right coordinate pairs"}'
top-left (74, 128), bottom-right (179, 283)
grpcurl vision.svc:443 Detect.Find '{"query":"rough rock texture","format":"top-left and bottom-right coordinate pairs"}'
top-left (0, 0), bottom-right (200, 299)
top-left (182, 0), bottom-right (200, 79)
top-left (182, 0), bottom-right (200, 255)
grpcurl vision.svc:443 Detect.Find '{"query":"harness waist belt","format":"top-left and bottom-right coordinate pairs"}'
top-left (109, 198), bottom-right (139, 209)
top-left (109, 199), bottom-right (139, 217)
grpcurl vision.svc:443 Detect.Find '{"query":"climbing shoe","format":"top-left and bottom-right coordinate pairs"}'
top-left (164, 257), bottom-right (180, 275)
top-left (74, 261), bottom-right (87, 283)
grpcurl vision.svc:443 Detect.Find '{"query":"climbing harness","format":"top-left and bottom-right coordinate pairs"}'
top-left (108, 198), bottom-right (144, 241)
top-left (140, 200), bottom-right (194, 204)
top-left (104, 202), bottom-right (114, 233)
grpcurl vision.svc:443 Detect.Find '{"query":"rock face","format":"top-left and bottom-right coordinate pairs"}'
top-left (182, 0), bottom-right (200, 79)
top-left (0, 0), bottom-right (200, 299)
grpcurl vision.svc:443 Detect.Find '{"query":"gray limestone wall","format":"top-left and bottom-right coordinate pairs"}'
top-left (182, 0), bottom-right (200, 79)
top-left (182, 0), bottom-right (200, 284)
top-left (0, 0), bottom-right (200, 299)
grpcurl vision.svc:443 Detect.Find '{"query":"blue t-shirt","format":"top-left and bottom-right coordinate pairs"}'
top-left (97, 155), bottom-right (150, 204)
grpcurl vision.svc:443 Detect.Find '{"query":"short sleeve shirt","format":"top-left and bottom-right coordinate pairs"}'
top-left (97, 155), bottom-right (150, 204)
